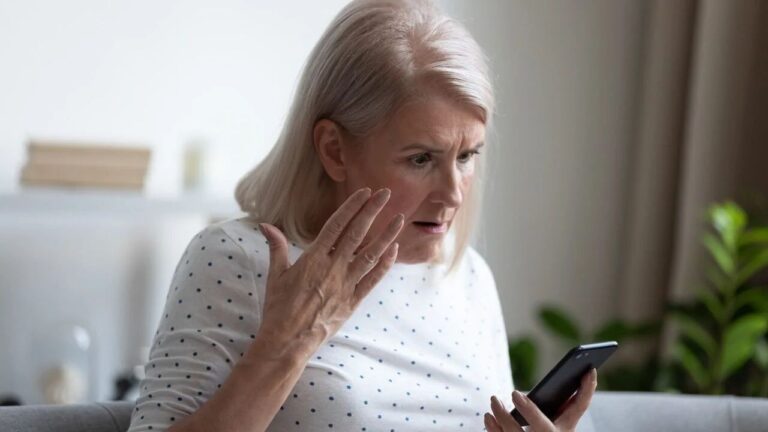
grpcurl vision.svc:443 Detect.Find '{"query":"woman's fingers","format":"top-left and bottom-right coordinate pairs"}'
top-left (312, 187), bottom-right (372, 253)
top-left (334, 188), bottom-right (391, 257)
top-left (483, 412), bottom-right (504, 432)
top-left (512, 390), bottom-right (555, 431)
top-left (489, 396), bottom-right (525, 432)
top-left (554, 368), bottom-right (597, 429)
top-left (258, 223), bottom-right (290, 276)
top-left (348, 212), bottom-right (404, 280)
top-left (352, 241), bottom-right (398, 307)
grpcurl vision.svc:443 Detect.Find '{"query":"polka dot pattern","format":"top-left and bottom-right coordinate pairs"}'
top-left (126, 217), bottom-right (513, 431)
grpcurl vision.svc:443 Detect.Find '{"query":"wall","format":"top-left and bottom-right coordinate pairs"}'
top-left (0, 0), bottom-right (349, 197)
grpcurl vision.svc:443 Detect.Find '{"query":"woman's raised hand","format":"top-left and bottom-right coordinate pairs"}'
top-left (485, 369), bottom-right (598, 432)
top-left (255, 187), bottom-right (404, 359)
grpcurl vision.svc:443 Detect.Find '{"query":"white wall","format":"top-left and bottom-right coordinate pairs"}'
top-left (0, 0), bottom-right (349, 197)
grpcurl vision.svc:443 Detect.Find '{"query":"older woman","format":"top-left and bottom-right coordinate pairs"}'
top-left (127, 0), bottom-right (596, 431)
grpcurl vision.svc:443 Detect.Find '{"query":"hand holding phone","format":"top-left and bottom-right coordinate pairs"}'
top-left (510, 341), bottom-right (618, 427)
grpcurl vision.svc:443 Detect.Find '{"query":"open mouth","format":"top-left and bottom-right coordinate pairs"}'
top-left (412, 221), bottom-right (448, 234)
top-left (413, 221), bottom-right (442, 227)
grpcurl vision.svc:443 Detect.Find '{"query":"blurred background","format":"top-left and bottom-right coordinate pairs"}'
top-left (0, 0), bottom-right (766, 405)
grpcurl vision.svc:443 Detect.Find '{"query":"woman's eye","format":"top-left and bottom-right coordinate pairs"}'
top-left (410, 153), bottom-right (431, 167)
top-left (458, 150), bottom-right (480, 163)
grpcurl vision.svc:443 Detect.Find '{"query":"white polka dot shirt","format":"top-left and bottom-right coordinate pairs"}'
top-left (127, 216), bottom-right (514, 431)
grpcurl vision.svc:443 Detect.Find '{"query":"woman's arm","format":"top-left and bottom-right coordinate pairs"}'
top-left (168, 332), bottom-right (318, 432)
top-left (132, 188), bottom-right (400, 431)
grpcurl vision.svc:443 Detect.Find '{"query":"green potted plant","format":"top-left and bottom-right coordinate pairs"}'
top-left (668, 201), bottom-right (768, 395)
top-left (508, 201), bottom-right (768, 396)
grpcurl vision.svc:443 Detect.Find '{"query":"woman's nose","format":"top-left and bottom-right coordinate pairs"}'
top-left (432, 167), bottom-right (463, 208)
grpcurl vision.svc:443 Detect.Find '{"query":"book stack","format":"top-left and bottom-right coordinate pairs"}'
top-left (20, 140), bottom-right (151, 190)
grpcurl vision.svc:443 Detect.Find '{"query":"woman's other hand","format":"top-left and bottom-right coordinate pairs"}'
top-left (484, 368), bottom-right (597, 432)
top-left (255, 187), bottom-right (405, 359)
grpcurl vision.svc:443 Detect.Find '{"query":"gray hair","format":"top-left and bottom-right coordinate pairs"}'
top-left (235, 0), bottom-right (495, 272)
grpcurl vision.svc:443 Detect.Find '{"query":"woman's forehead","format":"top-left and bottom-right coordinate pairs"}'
top-left (385, 99), bottom-right (486, 149)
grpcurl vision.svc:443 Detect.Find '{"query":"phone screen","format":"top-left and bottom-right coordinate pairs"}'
top-left (510, 341), bottom-right (618, 426)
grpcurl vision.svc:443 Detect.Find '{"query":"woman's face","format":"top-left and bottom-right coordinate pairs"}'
top-left (327, 93), bottom-right (486, 264)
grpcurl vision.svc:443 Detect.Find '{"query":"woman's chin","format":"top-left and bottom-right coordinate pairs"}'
top-left (394, 243), bottom-right (442, 264)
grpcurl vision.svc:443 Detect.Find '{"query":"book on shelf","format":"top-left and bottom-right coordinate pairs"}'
top-left (19, 140), bottom-right (151, 190)
top-left (27, 140), bottom-right (151, 168)
top-left (21, 165), bottom-right (145, 189)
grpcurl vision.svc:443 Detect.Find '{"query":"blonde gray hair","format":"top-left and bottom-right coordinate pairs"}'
top-left (235, 0), bottom-right (494, 272)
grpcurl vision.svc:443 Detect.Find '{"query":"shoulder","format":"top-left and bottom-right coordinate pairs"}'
top-left (185, 217), bottom-right (269, 267)
top-left (170, 217), bottom-right (272, 301)
top-left (463, 245), bottom-right (495, 286)
top-left (196, 216), bottom-right (266, 252)
top-left (201, 216), bottom-right (304, 266)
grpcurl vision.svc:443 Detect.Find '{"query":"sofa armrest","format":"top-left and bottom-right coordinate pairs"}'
top-left (587, 391), bottom-right (768, 432)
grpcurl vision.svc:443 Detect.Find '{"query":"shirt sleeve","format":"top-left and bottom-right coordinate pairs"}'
top-left (127, 224), bottom-right (265, 431)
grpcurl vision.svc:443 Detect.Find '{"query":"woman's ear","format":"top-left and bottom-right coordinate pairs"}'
top-left (313, 119), bottom-right (348, 182)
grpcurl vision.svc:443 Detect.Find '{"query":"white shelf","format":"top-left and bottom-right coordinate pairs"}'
top-left (0, 187), bottom-right (243, 217)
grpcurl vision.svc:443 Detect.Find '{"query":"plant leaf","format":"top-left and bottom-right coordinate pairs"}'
top-left (593, 319), bottom-right (632, 342)
top-left (740, 227), bottom-right (768, 246)
top-left (703, 233), bottom-right (735, 275)
top-left (705, 267), bottom-right (730, 292)
top-left (736, 249), bottom-right (768, 286)
top-left (719, 314), bottom-right (768, 380)
top-left (708, 202), bottom-right (746, 251)
top-left (632, 321), bottom-right (663, 338)
top-left (697, 289), bottom-right (726, 323)
top-left (733, 287), bottom-right (768, 313)
top-left (673, 341), bottom-right (709, 390)
top-left (538, 306), bottom-right (580, 343)
top-left (670, 311), bottom-right (717, 359)
top-left (509, 337), bottom-right (538, 391)
top-left (591, 319), bottom-right (660, 342)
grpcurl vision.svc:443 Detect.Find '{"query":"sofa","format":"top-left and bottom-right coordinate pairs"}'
top-left (1, 391), bottom-right (768, 431)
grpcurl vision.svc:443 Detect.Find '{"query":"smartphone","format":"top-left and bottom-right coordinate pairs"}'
top-left (510, 341), bottom-right (618, 426)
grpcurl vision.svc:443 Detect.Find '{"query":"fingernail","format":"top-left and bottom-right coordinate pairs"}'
top-left (512, 390), bottom-right (526, 404)
top-left (257, 223), bottom-right (267, 237)
top-left (491, 395), bottom-right (504, 409)
top-left (374, 188), bottom-right (391, 204)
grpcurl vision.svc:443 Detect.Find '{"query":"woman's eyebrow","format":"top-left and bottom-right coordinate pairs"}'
top-left (400, 142), bottom-right (485, 153)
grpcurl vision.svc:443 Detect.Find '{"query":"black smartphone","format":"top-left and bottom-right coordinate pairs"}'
top-left (510, 341), bottom-right (618, 426)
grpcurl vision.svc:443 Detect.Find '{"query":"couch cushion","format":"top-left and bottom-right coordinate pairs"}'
top-left (589, 391), bottom-right (768, 432)
top-left (0, 401), bottom-right (125, 432)
top-left (575, 406), bottom-right (597, 432)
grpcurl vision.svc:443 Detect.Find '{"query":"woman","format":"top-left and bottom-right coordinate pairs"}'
top-left (127, 0), bottom-right (597, 431)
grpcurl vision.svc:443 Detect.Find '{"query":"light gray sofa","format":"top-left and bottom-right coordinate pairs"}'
top-left (1, 391), bottom-right (768, 431)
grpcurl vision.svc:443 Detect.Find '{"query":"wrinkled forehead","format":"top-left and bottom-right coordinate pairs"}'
top-left (370, 95), bottom-right (486, 152)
